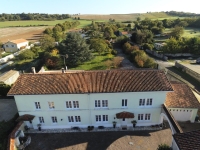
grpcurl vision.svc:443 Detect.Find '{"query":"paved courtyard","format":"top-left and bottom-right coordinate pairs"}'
top-left (0, 98), bottom-right (17, 121)
top-left (25, 128), bottom-right (172, 150)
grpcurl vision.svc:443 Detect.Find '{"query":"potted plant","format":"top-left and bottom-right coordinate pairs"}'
top-left (131, 120), bottom-right (137, 128)
top-left (37, 124), bottom-right (41, 131)
top-left (112, 121), bottom-right (117, 128)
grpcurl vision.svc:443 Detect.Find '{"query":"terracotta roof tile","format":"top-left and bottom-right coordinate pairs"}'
top-left (8, 70), bottom-right (173, 95)
top-left (165, 82), bottom-right (200, 108)
top-left (173, 130), bottom-right (200, 150)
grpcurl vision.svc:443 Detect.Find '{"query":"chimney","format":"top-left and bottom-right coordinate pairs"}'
top-left (61, 68), bottom-right (65, 73)
top-left (31, 67), bottom-right (36, 74)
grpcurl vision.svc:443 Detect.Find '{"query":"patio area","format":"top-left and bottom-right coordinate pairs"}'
top-left (25, 128), bottom-right (172, 150)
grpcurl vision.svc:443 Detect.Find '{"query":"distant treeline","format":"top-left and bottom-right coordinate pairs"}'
top-left (166, 11), bottom-right (200, 17)
top-left (0, 13), bottom-right (70, 21)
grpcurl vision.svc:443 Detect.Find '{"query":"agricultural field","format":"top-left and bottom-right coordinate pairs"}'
top-left (74, 12), bottom-right (176, 21)
top-left (0, 19), bottom-right (93, 42)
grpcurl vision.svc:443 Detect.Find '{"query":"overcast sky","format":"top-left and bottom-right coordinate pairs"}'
top-left (1, 0), bottom-right (200, 14)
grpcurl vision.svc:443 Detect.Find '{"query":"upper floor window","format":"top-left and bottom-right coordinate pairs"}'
top-left (6, 45), bottom-right (8, 47)
top-left (139, 99), bottom-right (145, 106)
top-left (122, 99), bottom-right (127, 107)
top-left (39, 117), bottom-right (44, 123)
top-left (11, 45), bottom-right (14, 47)
top-left (66, 101), bottom-right (79, 109)
top-left (48, 102), bottom-right (55, 109)
top-left (146, 99), bottom-right (152, 106)
top-left (95, 100), bottom-right (108, 108)
top-left (35, 102), bottom-right (41, 109)
top-left (51, 116), bottom-right (57, 123)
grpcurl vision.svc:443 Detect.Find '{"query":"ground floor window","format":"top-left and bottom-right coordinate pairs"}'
top-left (68, 116), bottom-right (81, 123)
top-left (51, 116), bottom-right (57, 123)
top-left (138, 114), bottom-right (151, 121)
top-left (95, 115), bottom-right (108, 122)
top-left (39, 117), bottom-right (44, 123)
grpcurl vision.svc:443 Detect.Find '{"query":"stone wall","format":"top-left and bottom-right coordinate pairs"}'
top-left (175, 61), bottom-right (200, 83)
top-left (145, 49), bottom-right (168, 60)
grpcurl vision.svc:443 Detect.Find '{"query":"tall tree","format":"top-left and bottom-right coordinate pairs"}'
top-left (59, 32), bottom-right (93, 66)
top-left (40, 34), bottom-right (55, 52)
top-left (170, 26), bottom-right (184, 39)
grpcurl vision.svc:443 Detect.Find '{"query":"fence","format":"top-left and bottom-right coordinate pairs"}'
top-left (145, 49), bottom-right (168, 60)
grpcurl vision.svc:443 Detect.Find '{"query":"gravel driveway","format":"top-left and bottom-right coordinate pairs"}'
top-left (115, 48), bottom-right (136, 69)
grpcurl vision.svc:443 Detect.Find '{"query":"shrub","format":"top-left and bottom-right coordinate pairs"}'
top-left (0, 83), bottom-right (11, 96)
top-left (157, 144), bottom-right (170, 150)
top-left (111, 49), bottom-right (117, 55)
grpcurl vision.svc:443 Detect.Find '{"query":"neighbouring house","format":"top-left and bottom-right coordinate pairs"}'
top-left (3, 39), bottom-right (29, 53)
top-left (165, 82), bottom-right (200, 123)
top-left (172, 129), bottom-right (200, 150)
top-left (8, 69), bottom-right (173, 130)
top-left (0, 70), bottom-right (20, 85)
top-left (154, 43), bottom-right (165, 50)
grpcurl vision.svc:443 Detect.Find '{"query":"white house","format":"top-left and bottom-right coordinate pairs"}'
top-left (3, 39), bottom-right (29, 53)
top-left (0, 70), bottom-right (20, 85)
top-left (154, 43), bottom-right (165, 50)
top-left (8, 69), bottom-right (173, 130)
top-left (165, 82), bottom-right (200, 123)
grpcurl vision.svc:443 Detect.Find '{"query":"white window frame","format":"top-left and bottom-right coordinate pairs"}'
top-left (145, 114), bottom-right (151, 120)
top-left (138, 114), bottom-right (151, 121)
top-left (66, 101), bottom-right (79, 109)
top-left (95, 100), bottom-right (108, 108)
top-left (51, 116), bottom-right (57, 123)
top-left (39, 117), bottom-right (44, 124)
top-left (35, 102), bottom-right (41, 110)
top-left (138, 114), bottom-right (144, 120)
top-left (146, 98), bottom-right (153, 106)
top-left (102, 100), bottom-right (108, 108)
top-left (122, 99), bottom-right (127, 107)
top-left (68, 116), bottom-right (81, 123)
top-left (95, 115), bottom-right (108, 123)
top-left (48, 102), bottom-right (55, 109)
top-left (139, 99), bottom-right (145, 106)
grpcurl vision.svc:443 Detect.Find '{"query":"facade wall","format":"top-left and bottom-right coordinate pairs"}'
top-left (4, 42), bottom-right (18, 52)
top-left (168, 108), bottom-right (198, 122)
top-left (15, 91), bottom-right (167, 129)
top-left (4, 41), bottom-right (28, 52)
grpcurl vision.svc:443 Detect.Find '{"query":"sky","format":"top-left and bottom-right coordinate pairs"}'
top-left (1, 0), bottom-right (200, 14)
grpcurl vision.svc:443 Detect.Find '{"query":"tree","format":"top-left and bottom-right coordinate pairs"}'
top-left (161, 37), bottom-right (182, 54)
top-left (18, 50), bottom-right (35, 60)
top-left (40, 34), bottom-right (55, 52)
top-left (137, 17), bottom-right (141, 22)
top-left (43, 28), bottom-right (53, 35)
top-left (113, 56), bottom-right (123, 68)
top-left (89, 38), bottom-right (109, 55)
top-left (170, 26), bottom-right (184, 39)
top-left (59, 32), bottom-right (93, 67)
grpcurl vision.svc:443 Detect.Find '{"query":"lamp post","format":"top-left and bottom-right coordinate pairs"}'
top-left (60, 54), bottom-right (68, 70)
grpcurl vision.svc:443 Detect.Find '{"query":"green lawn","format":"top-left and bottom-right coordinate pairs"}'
top-left (182, 27), bottom-right (200, 38)
top-left (70, 53), bottom-right (114, 70)
top-left (0, 19), bottom-right (94, 28)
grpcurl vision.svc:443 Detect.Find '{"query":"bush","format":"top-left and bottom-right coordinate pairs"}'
top-left (157, 144), bottom-right (171, 150)
top-left (111, 49), bottom-right (117, 55)
top-left (0, 83), bottom-right (11, 96)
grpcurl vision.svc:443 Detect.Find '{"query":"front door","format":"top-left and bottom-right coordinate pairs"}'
top-left (121, 118), bottom-right (127, 126)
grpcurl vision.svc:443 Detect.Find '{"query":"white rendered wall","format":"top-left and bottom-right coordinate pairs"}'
top-left (14, 91), bottom-right (168, 129)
